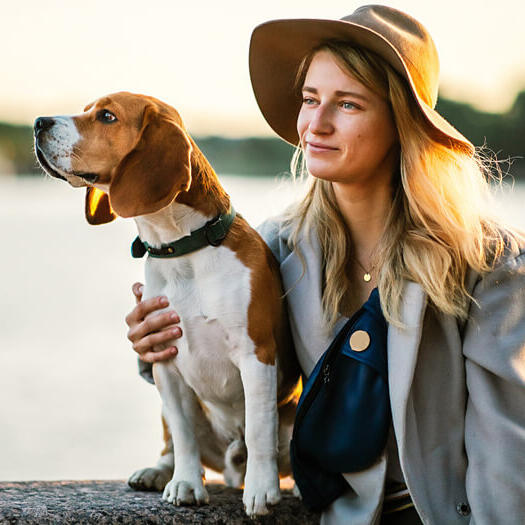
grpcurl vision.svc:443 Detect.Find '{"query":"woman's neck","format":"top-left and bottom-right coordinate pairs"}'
top-left (332, 177), bottom-right (393, 261)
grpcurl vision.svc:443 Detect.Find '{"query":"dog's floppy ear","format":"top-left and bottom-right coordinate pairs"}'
top-left (85, 187), bottom-right (117, 225)
top-left (108, 105), bottom-right (193, 218)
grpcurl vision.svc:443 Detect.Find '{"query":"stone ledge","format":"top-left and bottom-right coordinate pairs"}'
top-left (0, 480), bottom-right (320, 524)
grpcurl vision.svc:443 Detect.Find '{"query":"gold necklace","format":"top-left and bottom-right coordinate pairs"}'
top-left (352, 254), bottom-right (375, 282)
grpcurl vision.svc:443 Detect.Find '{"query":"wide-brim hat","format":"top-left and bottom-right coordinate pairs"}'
top-left (249, 5), bottom-right (474, 155)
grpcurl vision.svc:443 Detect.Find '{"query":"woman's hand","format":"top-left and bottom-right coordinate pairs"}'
top-left (125, 282), bottom-right (181, 363)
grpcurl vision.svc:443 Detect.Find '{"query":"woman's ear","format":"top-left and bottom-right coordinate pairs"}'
top-left (108, 105), bottom-right (193, 218)
top-left (85, 187), bottom-right (117, 225)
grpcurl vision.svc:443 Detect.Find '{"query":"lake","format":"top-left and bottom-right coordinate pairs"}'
top-left (0, 175), bottom-right (523, 482)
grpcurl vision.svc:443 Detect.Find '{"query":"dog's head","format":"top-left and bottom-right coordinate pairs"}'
top-left (34, 92), bottom-right (193, 224)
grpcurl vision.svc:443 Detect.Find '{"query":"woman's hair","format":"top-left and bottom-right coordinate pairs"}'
top-left (285, 41), bottom-right (520, 329)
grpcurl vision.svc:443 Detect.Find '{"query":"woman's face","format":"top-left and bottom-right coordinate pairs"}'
top-left (297, 50), bottom-right (399, 186)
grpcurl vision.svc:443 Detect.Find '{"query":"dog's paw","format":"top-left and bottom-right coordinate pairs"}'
top-left (128, 465), bottom-right (173, 492)
top-left (242, 470), bottom-right (280, 517)
top-left (162, 476), bottom-right (209, 506)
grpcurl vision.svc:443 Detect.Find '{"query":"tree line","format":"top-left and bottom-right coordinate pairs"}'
top-left (1, 91), bottom-right (523, 179)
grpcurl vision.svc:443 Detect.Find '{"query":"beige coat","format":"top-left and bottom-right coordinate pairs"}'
top-left (259, 218), bottom-right (525, 525)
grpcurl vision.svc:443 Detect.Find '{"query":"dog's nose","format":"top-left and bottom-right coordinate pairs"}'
top-left (34, 117), bottom-right (55, 135)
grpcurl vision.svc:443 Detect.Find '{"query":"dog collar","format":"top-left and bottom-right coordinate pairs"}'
top-left (131, 207), bottom-right (236, 259)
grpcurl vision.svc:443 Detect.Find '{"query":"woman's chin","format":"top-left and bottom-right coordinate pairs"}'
top-left (306, 165), bottom-right (342, 182)
top-left (304, 156), bottom-right (345, 181)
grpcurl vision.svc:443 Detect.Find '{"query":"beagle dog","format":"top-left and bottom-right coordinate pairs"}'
top-left (34, 92), bottom-right (300, 517)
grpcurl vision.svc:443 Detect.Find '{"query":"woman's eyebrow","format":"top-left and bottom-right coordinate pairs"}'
top-left (302, 86), bottom-right (369, 102)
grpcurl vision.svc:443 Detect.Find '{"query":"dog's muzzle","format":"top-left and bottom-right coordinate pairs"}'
top-left (34, 117), bottom-right (98, 184)
top-left (34, 117), bottom-right (67, 182)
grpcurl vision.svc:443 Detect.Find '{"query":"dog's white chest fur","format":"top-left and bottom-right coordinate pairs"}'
top-left (143, 242), bottom-right (253, 430)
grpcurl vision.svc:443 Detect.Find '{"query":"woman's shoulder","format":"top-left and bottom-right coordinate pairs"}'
top-left (484, 226), bottom-right (525, 280)
top-left (462, 227), bottom-right (525, 384)
top-left (256, 211), bottom-right (306, 263)
top-left (256, 215), bottom-right (287, 261)
top-left (463, 226), bottom-right (525, 310)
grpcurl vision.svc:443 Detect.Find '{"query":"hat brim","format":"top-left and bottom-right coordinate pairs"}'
top-left (249, 18), bottom-right (474, 155)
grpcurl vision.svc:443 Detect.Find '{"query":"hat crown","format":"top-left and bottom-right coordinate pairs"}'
top-left (342, 5), bottom-right (439, 107)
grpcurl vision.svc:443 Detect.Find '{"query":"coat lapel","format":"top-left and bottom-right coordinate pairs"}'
top-left (387, 281), bottom-right (427, 456)
top-left (280, 228), bottom-right (344, 376)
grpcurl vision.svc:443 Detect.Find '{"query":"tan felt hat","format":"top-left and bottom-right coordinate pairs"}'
top-left (249, 4), bottom-right (474, 155)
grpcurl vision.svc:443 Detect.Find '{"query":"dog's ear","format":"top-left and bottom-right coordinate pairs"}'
top-left (85, 187), bottom-right (117, 225)
top-left (108, 105), bottom-right (192, 218)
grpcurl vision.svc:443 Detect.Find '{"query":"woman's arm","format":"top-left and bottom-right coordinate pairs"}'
top-left (126, 282), bottom-right (181, 363)
top-left (462, 248), bottom-right (525, 523)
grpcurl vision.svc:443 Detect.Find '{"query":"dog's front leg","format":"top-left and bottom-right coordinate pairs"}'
top-left (153, 363), bottom-right (209, 506)
top-left (239, 352), bottom-right (280, 516)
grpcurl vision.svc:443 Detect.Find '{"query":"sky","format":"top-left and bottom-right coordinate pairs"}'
top-left (1, 0), bottom-right (524, 136)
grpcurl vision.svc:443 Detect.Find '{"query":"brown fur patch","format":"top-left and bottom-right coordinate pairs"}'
top-left (222, 215), bottom-right (301, 403)
top-left (108, 105), bottom-right (193, 218)
top-left (175, 137), bottom-right (231, 217)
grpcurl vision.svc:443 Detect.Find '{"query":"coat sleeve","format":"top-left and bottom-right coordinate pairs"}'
top-left (138, 357), bottom-right (155, 385)
top-left (462, 248), bottom-right (525, 524)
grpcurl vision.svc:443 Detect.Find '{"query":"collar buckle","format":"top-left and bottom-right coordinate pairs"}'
top-left (205, 215), bottom-right (228, 247)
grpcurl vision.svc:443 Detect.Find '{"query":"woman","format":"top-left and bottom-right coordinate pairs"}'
top-left (125, 5), bottom-right (525, 524)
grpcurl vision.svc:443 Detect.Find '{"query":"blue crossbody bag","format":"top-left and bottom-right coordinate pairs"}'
top-left (290, 287), bottom-right (390, 511)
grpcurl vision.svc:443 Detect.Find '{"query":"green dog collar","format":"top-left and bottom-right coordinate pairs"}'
top-left (131, 207), bottom-right (236, 259)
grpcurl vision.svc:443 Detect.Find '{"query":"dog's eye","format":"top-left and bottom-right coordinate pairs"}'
top-left (97, 110), bottom-right (118, 123)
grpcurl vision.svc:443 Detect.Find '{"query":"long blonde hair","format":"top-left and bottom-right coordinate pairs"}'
top-left (286, 41), bottom-right (517, 329)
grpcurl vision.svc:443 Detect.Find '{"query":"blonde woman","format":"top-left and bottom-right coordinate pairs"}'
top-left (125, 5), bottom-right (525, 524)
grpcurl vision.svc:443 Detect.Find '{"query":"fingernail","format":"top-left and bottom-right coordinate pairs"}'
top-left (138, 285), bottom-right (144, 294)
top-left (171, 328), bottom-right (180, 336)
top-left (169, 313), bottom-right (179, 321)
top-left (159, 296), bottom-right (168, 305)
top-left (170, 347), bottom-right (178, 354)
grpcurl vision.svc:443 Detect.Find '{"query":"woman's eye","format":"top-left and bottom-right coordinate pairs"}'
top-left (97, 110), bottom-right (117, 123)
top-left (302, 97), bottom-right (316, 105)
top-left (341, 101), bottom-right (356, 110)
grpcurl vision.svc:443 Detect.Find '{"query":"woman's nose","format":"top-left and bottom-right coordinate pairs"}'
top-left (308, 104), bottom-right (334, 134)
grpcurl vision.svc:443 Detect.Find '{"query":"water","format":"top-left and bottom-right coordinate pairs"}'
top-left (0, 174), bottom-right (306, 482)
top-left (0, 175), bottom-right (523, 481)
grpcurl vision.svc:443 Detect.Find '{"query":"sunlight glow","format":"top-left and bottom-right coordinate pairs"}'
top-left (89, 188), bottom-right (109, 217)
top-left (0, 0), bottom-right (524, 134)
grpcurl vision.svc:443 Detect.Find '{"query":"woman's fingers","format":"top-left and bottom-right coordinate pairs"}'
top-left (126, 285), bottom-right (182, 363)
top-left (132, 282), bottom-right (144, 305)
top-left (131, 325), bottom-right (182, 355)
top-left (127, 311), bottom-right (181, 343)
top-left (125, 296), bottom-right (173, 327)
top-left (139, 346), bottom-right (179, 363)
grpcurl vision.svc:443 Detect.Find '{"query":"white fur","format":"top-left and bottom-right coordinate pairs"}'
top-left (135, 203), bottom-right (283, 516)
top-left (37, 116), bottom-right (83, 184)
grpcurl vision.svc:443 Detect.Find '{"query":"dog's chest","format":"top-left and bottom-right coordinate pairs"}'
top-left (144, 245), bottom-right (254, 402)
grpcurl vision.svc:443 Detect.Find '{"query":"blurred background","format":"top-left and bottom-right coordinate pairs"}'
top-left (1, 0), bottom-right (524, 483)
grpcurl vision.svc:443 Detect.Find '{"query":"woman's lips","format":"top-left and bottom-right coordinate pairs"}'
top-left (306, 141), bottom-right (338, 152)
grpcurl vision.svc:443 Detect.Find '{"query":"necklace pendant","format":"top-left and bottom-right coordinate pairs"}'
top-left (363, 273), bottom-right (371, 282)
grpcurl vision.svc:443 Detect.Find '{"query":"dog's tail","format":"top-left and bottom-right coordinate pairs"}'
top-left (223, 439), bottom-right (247, 488)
